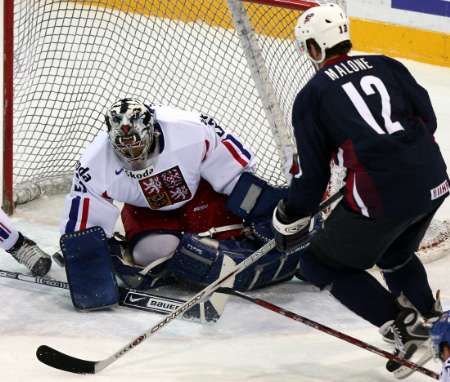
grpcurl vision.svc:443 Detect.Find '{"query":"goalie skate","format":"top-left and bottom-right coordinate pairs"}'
top-left (7, 234), bottom-right (51, 277)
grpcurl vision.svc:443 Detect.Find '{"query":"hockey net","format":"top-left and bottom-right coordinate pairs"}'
top-left (4, 0), bottom-right (449, 259)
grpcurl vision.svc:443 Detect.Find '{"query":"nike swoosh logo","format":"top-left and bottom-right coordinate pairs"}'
top-left (115, 168), bottom-right (124, 175)
top-left (128, 295), bottom-right (147, 303)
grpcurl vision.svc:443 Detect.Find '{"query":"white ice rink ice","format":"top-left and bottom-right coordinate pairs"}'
top-left (0, 58), bottom-right (449, 381)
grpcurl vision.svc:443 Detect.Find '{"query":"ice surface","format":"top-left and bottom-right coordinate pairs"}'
top-left (0, 57), bottom-right (449, 381)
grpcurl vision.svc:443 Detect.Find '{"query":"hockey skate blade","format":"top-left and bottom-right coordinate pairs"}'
top-left (392, 341), bottom-right (433, 379)
top-left (36, 345), bottom-right (96, 374)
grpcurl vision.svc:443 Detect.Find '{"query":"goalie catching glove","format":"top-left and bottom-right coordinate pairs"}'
top-left (272, 199), bottom-right (316, 252)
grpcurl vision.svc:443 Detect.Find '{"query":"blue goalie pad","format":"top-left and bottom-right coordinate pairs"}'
top-left (60, 226), bottom-right (119, 311)
top-left (169, 233), bottom-right (304, 291)
top-left (226, 172), bottom-right (288, 222)
top-left (167, 235), bottom-right (225, 286)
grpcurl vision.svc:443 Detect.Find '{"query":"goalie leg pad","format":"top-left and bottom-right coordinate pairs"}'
top-left (60, 226), bottom-right (119, 311)
top-left (167, 234), bottom-right (226, 285)
top-left (226, 172), bottom-right (287, 221)
top-left (169, 233), bottom-right (302, 291)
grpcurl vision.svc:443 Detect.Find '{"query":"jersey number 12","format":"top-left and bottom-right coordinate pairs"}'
top-left (342, 75), bottom-right (404, 135)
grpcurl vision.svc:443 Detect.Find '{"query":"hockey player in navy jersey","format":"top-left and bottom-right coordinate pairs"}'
top-left (0, 208), bottom-right (51, 276)
top-left (272, 3), bottom-right (449, 376)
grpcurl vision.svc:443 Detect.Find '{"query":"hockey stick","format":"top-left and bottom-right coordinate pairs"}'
top-left (36, 189), bottom-right (344, 374)
top-left (0, 269), bottom-right (220, 322)
top-left (219, 288), bottom-right (439, 380)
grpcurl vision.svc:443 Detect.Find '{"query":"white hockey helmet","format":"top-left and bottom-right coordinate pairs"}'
top-left (105, 98), bottom-right (159, 170)
top-left (295, 3), bottom-right (350, 64)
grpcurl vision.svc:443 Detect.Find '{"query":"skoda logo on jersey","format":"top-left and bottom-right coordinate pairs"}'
top-left (124, 166), bottom-right (154, 180)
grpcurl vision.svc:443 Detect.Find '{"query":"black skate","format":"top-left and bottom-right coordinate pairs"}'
top-left (386, 308), bottom-right (431, 379)
top-left (7, 234), bottom-right (52, 276)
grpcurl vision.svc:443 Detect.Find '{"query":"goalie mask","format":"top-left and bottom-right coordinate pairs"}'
top-left (295, 3), bottom-right (349, 64)
top-left (105, 98), bottom-right (159, 170)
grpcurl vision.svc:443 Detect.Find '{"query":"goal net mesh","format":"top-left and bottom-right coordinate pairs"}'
top-left (12, 0), bottom-right (314, 201)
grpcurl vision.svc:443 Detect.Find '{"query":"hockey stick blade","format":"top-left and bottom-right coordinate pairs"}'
top-left (36, 345), bottom-right (96, 374)
top-left (219, 288), bottom-right (439, 380)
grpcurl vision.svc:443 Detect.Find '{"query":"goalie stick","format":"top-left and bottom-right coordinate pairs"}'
top-left (219, 288), bottom-right (439, 380)
top-left (36, 189), bottom-right (344, 375)
top-left (0, 269), bottom-right (222, 322)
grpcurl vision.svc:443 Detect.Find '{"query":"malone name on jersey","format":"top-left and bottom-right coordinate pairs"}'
top-left (324, 57), bottom-right (374, 81)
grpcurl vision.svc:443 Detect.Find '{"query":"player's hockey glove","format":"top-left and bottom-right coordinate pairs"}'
top-left (272, 199), bottom-right (314, 252)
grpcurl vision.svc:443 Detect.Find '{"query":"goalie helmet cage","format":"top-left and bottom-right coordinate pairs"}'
top-left (3, 0), bottom-right (449, 259)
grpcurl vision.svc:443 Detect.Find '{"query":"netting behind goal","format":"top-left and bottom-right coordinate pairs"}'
top-left (7, 0), bottom-right (317, 206)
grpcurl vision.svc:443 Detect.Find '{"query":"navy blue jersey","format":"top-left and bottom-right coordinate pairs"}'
top-left (287, 54), bottom-right (449, 219)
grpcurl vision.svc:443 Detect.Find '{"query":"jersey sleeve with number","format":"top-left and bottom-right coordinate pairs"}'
top-left (60, 105), bottom-right (255, 237)
top-left (287, 54), bottom-right (449, 219)
top-left (198, 114), bottom-right (256, 194)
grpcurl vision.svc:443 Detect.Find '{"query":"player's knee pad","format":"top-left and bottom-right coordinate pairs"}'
top-left (226, 172), bottom-right (288, 222)
top-left (61, 226), bottom-right (119, 311)
top-left (169, 233), bottom-right (302, 291)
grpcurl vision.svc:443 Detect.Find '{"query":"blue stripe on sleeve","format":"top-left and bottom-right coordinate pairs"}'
top-left (225, 134), bottom-right (252, 160)
top-left (65, 196), bottom-right (81, 233)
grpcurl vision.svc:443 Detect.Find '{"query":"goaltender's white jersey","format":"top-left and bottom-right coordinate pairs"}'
top-left (441, 358), bottom-right (450, 382)
top-left (60, 105), bottom-right (255, 237)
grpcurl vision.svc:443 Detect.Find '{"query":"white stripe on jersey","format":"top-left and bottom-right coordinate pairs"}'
top-left (352, 174), bottom-right (370, 217)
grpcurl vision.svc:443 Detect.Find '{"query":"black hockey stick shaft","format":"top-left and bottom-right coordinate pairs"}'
top-left (219, 288), bottom-right (439, 380)
top-left (36, 188), bottom-right (344, 375)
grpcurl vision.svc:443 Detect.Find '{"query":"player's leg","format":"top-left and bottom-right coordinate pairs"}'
top-left (299, 203), bottom-right (413, 327)
top-left (116, 205), bottom-right (181, 289)
top-left (300, 248), bottom-right (400, 327)
top-left (117, 180), bottom-right (242, 289)
top-left (120, 179), bottom-right (300, 291)
top-left (377, 199), bottom-right (444, 320)
top-left (0, 208), bottom-right (51, 276)
top-left (301, 201), bottom-right (439, 373)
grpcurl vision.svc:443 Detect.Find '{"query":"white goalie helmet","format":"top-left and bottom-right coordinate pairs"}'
top-left (295, 3), bottom-right (350, 64)
top-left (105, 98), bottom-right (159, 170)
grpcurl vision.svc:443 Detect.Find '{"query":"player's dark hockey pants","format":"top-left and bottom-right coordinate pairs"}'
top-left (300, 198), bottom-right (445, 327)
